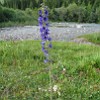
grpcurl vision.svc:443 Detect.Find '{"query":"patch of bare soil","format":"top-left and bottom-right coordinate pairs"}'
top-left (71, 38), bottom-right (96, 45)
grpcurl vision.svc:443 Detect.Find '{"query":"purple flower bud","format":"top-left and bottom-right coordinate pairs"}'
top-left (44, 10), bottom-right (48, 16)
top-left (44, 59), bottom-right (49, 63)
top-left (43, 26), bottom-right (46, 30)
top-left (44, 31), bottom-right (49, 35)
top-left (44, 50), bottom-right (48, 54)
top-left (45, 28), bottom-right (49, 32)
top-left (42, 46), bottom-right (45, 51)
top-left (42, 35), bottom-right (48, 41)
top-left (40, 28), bottom-right (43, 33)
top-left (41, 41), bottom-right (45, 45)
top-left (39, 22), bottom-right (43, 26)
top-left (46, 23), bottom-right (49, 27)
top-left (44, 17), bottom-right (48, 22)
top-left (48, 37), bottom-right (52, 41)
top-left (38, 17), bottom-right (43, 22)
top-left (39, 10), bottom-right (42, 15)
top-left (49, 44), bottom-right (52, 48)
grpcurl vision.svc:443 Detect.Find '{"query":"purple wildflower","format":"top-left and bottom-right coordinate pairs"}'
top-left (41, 41), bottom-right (45, 45)
top-left (38, 10), bottom-right (42, 15)
top-left (38, 6), bottom-right (52, 63)
top-left (44, 59), bottom-right (49, 63)
top-left (44, 17), bottom-right (48, 22)
top-left (44, 9), bottom-right (48, 16)
top-left (38, 17), bottom-right (43, 22)
top-left (48, 37), bottom-right (52, 41)
top-left (48, 44), bottom-right (52, 48)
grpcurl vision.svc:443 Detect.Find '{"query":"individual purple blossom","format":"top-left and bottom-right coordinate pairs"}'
top-left (44, 9), bottom-right (49, 16)
top-left (38, 10), bottom-right (42, 15)
top-left (41, 41), bottom-right (45, 45)
top-left (48, 43), bottom-right (52, 48)
top-left (44, 59), bottom-right (49, 63)
top-left (44, 17), bottom-right (48, 21)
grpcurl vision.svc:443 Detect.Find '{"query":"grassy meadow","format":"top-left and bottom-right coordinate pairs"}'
top-left (0, 33), bottom-right (100, 100)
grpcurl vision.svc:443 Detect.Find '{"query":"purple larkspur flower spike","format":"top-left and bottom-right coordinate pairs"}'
top-left (38, 6), bottom-right (52, 63)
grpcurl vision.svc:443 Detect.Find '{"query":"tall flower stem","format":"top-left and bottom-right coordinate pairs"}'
top-left (38, 3), bottom-right (53, 100)
top-left (49, 64), bottom-right (53, 100)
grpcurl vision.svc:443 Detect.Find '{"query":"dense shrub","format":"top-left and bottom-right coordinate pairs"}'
top-left (0, 7), bottom-right (15, 22)
top-left (25, 8), bottom-right (33, 15)
top-left (0, 7), bottom-right (38, 23)
top-left (15, 9), bottom-right (27, 22)
top-left (88, 10), bottom-right (98, 23)
top-left (0, 6), bottom-right (3, 22)
top-left (49, 2), bottom-right (99, 23)
top-left (2, 7), bottom-right (16, 22)
top-left (55, 7), bottom-right (67, 21)
top-left (96, 7), bottom-right (100, 23)
top-left (67, 3), bottom-right (79, 22)
top-left (77, 7), bottom-right (87, 23)
top-left (49, 3), bottom-right (88, 23)
top-left (49, 9), bottom-right (59, 21)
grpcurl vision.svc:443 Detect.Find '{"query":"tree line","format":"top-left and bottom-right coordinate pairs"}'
top-left (0, 0), bottom-right (100, 23)
top-left (1, 0), bottom-right (100, 10)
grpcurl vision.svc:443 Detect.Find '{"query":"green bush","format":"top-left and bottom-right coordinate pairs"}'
top-left (0, 6), bottom-right (3, 22)
top-left (49, 9), bottom-right (59, 21)
top-left (0, 7), bottom-right (16, 22)
top-left (96, 7), bottom-right (100, 23)
top-left (0, 7), bottom-right (38, 24)
top-left (67, 3), bottom-right (79, 22)
top-left (15, 9), bottom-right (27, 22)
top-left (77, 7), bottom-right (87, 23)
top-left (49, 3), bottom-right (88, 23)
top-left (88, 10), bottom-right (98, 23)
top-left (2, 7), bottom-right (16, 22)
top-left (25, 8), bottom-right (33, 16)
top-left (55, 7), bottom-right (67, 21)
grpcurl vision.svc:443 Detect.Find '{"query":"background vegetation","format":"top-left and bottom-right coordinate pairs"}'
top-left (0, 0), bottom-right (100, 27)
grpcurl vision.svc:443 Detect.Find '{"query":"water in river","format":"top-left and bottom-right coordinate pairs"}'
top-left (0, 23), bottom-right (100, 41)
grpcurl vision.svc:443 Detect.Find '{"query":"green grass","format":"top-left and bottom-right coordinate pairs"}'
top-left (0, 40), bottom-right (100, 100)
top-left (81, 33), bottom-right (100, 45)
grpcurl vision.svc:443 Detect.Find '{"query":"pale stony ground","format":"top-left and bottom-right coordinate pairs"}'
top-left (70, 38), bottom-right (95, 45)
top-left (0, 23), bottom-right (100, 43)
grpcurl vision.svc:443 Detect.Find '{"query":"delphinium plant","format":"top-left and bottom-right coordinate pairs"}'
top-left (38, 3), bottom-right (52, 63)
top-left (38, 3), bottom-right (53, 100)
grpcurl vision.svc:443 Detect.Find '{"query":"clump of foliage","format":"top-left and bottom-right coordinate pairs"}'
top-left (0, 7), bottom-right (38, 27)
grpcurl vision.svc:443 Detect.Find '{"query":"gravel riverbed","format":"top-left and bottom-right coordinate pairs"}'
top-left (0, 23), bottom-right (100, 41)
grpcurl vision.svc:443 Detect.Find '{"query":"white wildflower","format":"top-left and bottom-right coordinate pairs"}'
top-left (58, 91), bottom-right (61, 96)
top-left (63, 68), bottom-right (66, 71)
top-left (53, 85), bottom-right (58, 92)
top-left (38, 88), bottom-right (41, 90)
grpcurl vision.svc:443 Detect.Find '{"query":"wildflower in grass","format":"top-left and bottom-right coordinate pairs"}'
top-left (53, 85), bottom-right (58, 92)
top-left (38, 4), bottom-right (52, 63)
